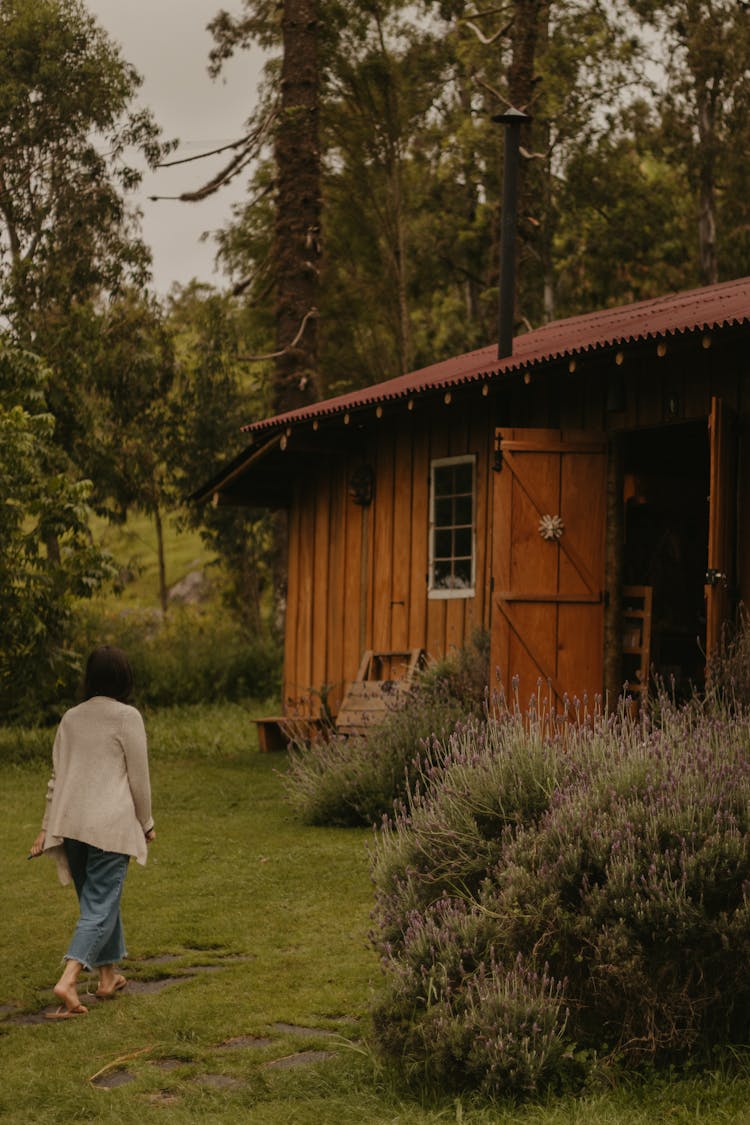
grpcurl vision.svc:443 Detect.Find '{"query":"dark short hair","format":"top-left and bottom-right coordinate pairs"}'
top-left (83, 646), bottom-right (134, 703)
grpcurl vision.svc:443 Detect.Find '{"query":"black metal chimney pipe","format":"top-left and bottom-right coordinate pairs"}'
top-left (493, 108), bottom-right (531, 359)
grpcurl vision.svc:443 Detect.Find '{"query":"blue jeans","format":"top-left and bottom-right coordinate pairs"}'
top-left (63, 840), bottom-right (130, 970)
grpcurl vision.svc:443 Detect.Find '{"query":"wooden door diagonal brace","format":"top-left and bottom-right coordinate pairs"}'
top-left (495, 597), bottom-right (565, 705)
top-left (503, 448), bottom-right (600, 595)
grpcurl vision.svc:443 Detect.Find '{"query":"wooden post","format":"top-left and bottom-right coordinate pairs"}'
top-left (603, 434), bottom-right (623, 709)
top-left (359, 504), bottom-right (369, 660)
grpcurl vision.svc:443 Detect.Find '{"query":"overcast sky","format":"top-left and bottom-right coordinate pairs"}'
top-left (86, 0), bottom-right (265, 295)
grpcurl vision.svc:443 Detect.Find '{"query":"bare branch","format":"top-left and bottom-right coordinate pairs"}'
top-left (149, 111), bottom-right (278, 204)
top-left (238, 308), bottom-right (319, 363)
top-left (157, 136), bottom-right (253, 169)
top-left (461, 17), bottom-right (514, 44)
top-left (519, 145), bottom-right (548, 161)
top-left (464, 4), bottom-right (513, 18)
top-left (475, 77), bottom-right (513, 108)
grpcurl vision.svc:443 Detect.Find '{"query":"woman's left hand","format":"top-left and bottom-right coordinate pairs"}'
top-left (145, 828), bottom-right (156, 844)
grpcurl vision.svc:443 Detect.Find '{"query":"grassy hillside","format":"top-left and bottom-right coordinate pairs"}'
top-left (88, 509), bottom-right (218, 610)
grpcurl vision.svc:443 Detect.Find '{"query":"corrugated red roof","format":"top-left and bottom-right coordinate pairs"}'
top-left (243, 276), bottom-right (750, 435)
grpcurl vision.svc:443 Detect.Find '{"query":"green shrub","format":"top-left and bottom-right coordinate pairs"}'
top-left (370, 701), bottom-right (750, 1098)
top-left (0, 725), bottom-right (54, 765)
top-left (69, 604), bottom-right (281, 710)
top-left (284, 633), bottom-right (489, 827)
top-left (6, 604), bottom-right (281, 724)
top-left (0, 700), bottom-right (274, 767)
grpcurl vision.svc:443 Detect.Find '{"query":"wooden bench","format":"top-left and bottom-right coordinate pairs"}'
top-left (255, 648), bottom-right (424, 749)
top-left (254, 715), bottom-right (326, 753)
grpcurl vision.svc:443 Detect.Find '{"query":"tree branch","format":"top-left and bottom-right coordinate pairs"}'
top-left (149, 111), bottom-right (277, 203)
top-left (237, 307), bottom-right (318, 362)
top-left (460, 17), bottom-right (514, 45)
top-left (150, 150), bottom-right (255, 203)
top-left (157, 136), bottom-right (254, 168)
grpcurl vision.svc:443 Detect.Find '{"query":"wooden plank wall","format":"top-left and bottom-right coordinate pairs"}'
top-left (282, 334), bottom-right (750, 716)
top-left (282, 398), bottom-right (495, 717)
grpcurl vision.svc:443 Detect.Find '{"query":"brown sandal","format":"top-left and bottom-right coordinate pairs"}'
top-left (45, 1004), bottom-right (88, 1020)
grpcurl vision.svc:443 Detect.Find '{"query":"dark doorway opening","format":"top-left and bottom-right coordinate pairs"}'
top-left (622, 421), bottom-right (709, 697)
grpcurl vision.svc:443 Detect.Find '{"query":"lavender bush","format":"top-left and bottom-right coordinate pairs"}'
top-left (707, 607), bottom-right (750, 710)
top-left (370, 699), bottom-right (750, 1097)
top-left (284, 633), bottom-right (488, 826)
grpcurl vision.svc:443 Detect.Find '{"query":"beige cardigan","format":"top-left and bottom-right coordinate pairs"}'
top-left (42, 696), bottom-right (154, 885)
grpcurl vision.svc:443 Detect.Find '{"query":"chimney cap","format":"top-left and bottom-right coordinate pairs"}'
top-left (492, 108), bottom-right (532, 125)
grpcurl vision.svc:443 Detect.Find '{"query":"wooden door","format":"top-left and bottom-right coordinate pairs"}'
top-left (706, 397), bottom-right (738, 657)
top-left (490, 429), bottom-right (607, 713)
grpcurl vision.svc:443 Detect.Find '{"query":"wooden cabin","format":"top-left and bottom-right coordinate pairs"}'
top-left (193, 277), bottom-right (750, 718)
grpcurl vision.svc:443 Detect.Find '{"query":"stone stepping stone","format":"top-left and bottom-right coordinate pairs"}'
top-left (272, 1022), bottom-right (334, 1039)
top-left (120, 976), bottom-right (194, 995)
top-left (198, 1073), bottom-right (246, 1089)
top-left (146, 1091), bottom-right (181, 1106)
top-left (218, 1035), bottom-right (274, 1050)
top-left (91, 1070), bottom-right (136, 1089)
top-left (265, 1050), bottom-right (337, 1070)
top-left (4, 1008), bottom-right (58, 1026)
top-left (136, 954), bottom-right (182, 965)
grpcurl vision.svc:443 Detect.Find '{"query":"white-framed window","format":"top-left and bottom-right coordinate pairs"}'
top-left (428, 454), bottom-right (476, 598)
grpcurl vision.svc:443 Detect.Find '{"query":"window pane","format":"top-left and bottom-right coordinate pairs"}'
top-left (432, 560), bottom-right (452, 588)
top-left (434, 529), bottom-right (452, 559)
top-left (429, 458), bottom-right (475, 594)
top-left (454, 528), bottom-right (472, 557)
top-left (454, 495), bottom-right (473, 526)
top-left (453, 558), bottom-right (472, 586)
top-left (433, 467), bottom-right (452, 497)
top-left (434, 497), bottom-right (453, 528)
top-left (454, 463), bottom-right (473, 493)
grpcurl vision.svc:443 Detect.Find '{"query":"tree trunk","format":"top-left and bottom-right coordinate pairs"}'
top-left (459, 81), bottom-right (481, 328)
top-left (274, 0), bottom-right (321, 413)
top-left (494, 0), bottom-right (549, 329)
top-left (697, 96), bottom-right (719, 286)
top-left (154, 505), bottom-right (168, 615)
top-left (392, 158), bottom-right (413, 374)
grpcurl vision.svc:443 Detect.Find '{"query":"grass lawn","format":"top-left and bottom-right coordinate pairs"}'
top-left (3, 704), bottom-right (750, 1123)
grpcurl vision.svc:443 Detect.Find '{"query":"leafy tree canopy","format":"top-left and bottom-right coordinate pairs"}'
top-left (0, 0), bottom-right (168, 337)
top-left (0, 342), bottom-right (115, 719)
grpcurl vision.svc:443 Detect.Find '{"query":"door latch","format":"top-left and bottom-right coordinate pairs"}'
top-left (705, 569), bottom-right (728, 587)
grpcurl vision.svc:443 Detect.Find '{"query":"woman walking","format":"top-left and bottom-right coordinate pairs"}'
top-left (29, 645), bottom-right (155, 1019)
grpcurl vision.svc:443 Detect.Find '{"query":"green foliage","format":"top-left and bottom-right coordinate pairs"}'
top-left (370, 700), bottom-right (750, 1097)
top-left (0, 724), bottom-right (53, 765)
top-left (629, 0), bottom-right (750, 285)
top-left (81, 291), bottom-right (176, 516)
top-left (165, 282), bottom-right (276, 628)
top-left (0, 342), bottom-right (115, 721)
top-left (0, 0), bottom-right (184, 617)
top-left (209, 0), bottom-right (750, 381)
top-left (0, 0), bottom-right (165, 332)
top-left (70, 604), bottom-right (281, 711)
top-left (554, 118), bottom-right (697, 312)
top-left (284, 634), bottom-right (489, 827)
